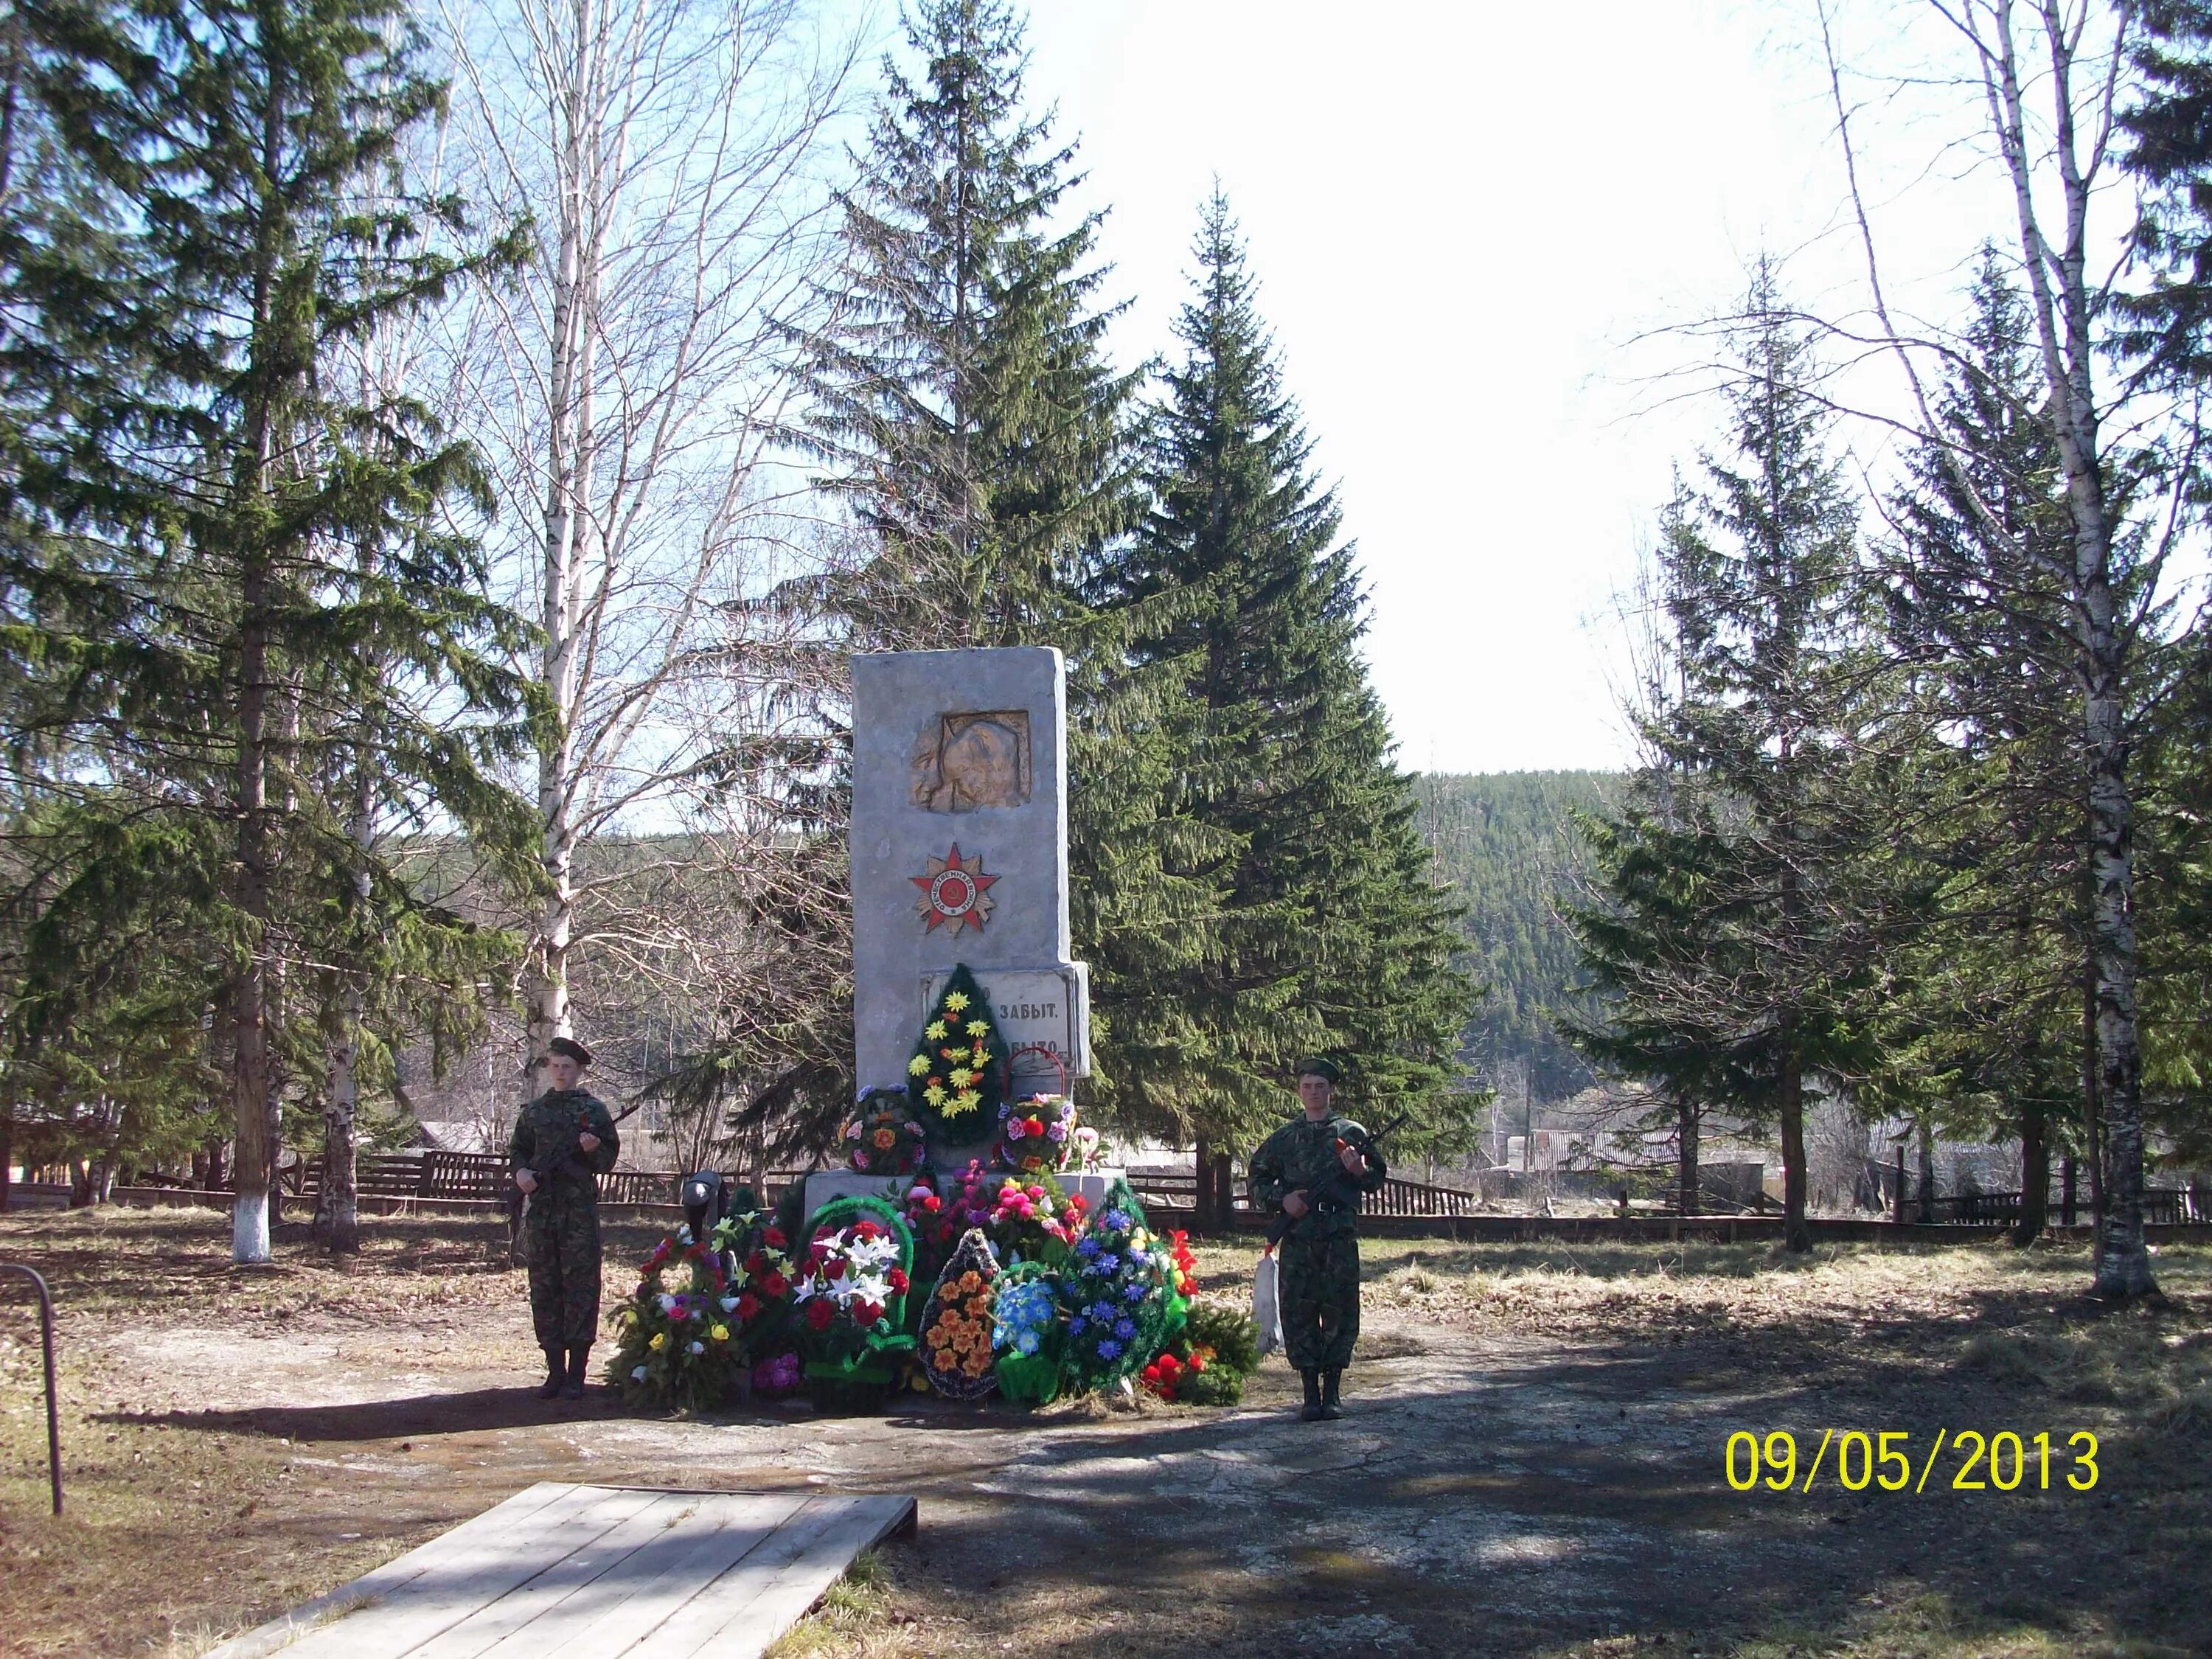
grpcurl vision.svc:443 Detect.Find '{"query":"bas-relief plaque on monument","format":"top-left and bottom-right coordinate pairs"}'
top-left (911, 710), bottom-right (1031, 811)
top-left (850, 647), bottom-right (1091, 1092)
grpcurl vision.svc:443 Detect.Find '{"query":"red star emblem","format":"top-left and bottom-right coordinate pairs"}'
top-left (911, 844), bottom-right (999, 932)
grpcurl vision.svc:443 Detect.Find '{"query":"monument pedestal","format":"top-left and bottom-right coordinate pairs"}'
top-left (801, 1168), bottom-right (1129, 1229)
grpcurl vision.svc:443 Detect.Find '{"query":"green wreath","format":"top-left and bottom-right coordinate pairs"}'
top-left (904, 964), bottom-right (1009, 1141)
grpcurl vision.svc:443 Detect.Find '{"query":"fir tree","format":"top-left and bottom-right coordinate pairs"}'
top-left (1571, 265), bottom-right (1896, 1251)
top-left (1121, 192), bottom-right (1474, 1161)
top-left (791, 0), bottom-right (1217, 1133)
top-left (794, 0), bottom-right (1138, 647)
top-left (0, 0), bottom-right (536, 1259)
top-left (1874, 251), bottom-right (2093, 1243)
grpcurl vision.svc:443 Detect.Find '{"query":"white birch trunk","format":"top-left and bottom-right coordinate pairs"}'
top-left (437, 0), bottom-right (856, 1094)
top-left (1975, 0), bottom-right (2154, 1295)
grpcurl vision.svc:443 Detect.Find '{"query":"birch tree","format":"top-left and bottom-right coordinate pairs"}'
top-left (1823, 0), bottom-right (2191, 1295)
top-left (437, 0), bottom-right (858, 1093)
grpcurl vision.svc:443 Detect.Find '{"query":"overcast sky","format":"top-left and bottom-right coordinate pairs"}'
top-left (830, 3), bottom-right (2149, 774)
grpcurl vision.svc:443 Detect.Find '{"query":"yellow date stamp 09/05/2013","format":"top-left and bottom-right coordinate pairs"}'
top-left (1724, 1429), bottom-right (2100, 1495)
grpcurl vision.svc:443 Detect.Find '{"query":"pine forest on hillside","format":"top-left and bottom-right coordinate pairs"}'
top-left (1414, 772), bottom-right (1620, 1105)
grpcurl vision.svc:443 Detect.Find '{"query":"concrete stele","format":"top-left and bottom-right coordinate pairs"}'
top-left (850, 647), bottom-right (1088, 1100)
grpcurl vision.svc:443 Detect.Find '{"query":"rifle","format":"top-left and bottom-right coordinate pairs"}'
top-left (506, 1095), bottom-right (646, 1251)
top-left (1263, 1111), bottom-right (1407, 1251)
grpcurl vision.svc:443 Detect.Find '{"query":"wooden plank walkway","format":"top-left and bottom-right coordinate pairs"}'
top-left (206, 1484), bottom-right (916, 1659)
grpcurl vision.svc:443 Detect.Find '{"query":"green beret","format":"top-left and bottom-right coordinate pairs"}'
top-left (1294, 1056), bottom-right (1341, 1083)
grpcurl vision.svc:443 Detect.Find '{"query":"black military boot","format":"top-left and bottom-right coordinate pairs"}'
top-left (1319, 1369), bottom-right (1345, 1420)
top-left (536, 1348), bottom-right (564, 1400)
top-left (1299, 1369), bottom-right (1324, 1422)
top-left (561, 1345), bottom-right (590, 1400)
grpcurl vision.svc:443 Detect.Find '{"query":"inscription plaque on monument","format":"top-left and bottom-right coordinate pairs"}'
top-left (849, 647), bottom-right (1090, 1094)
top-left (920, 964), bottom-right (1090, 1083)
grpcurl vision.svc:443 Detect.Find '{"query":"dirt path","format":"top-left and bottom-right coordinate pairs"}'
top-left (1, 1208), bottom-right (2205, 1658)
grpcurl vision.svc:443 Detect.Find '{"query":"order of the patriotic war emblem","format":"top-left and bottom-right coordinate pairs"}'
top-left (911, 844), bottom-right (998, 932)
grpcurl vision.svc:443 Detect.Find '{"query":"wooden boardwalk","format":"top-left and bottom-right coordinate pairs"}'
top-left (206, 1484), bottom-right (916, 1659)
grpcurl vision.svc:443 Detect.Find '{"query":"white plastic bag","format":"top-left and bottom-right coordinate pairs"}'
top-left (1252, 1250), bottom-right (1284, 1357)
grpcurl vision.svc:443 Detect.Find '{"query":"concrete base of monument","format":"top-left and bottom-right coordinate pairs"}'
top-left (801, 1167), bottom-right (1130, 1225)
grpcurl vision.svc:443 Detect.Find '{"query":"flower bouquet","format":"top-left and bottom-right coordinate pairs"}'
top-left (917, 1229), bottom-right (1001, 1400)
top-left (1069, 1124), bottom-right (1111, 1172)
top-left (1059, 1185), bottom-right (1178, 1392)
top-left (990, 1262), bottom-right (1064, 1406)
top-left (792, 1196), bottom-right (917, 1410)
top-left (751, 1350), bottom-right (801, 1399)
top-left (608, 1234), bottom-right (745, 1411)
top-left (843, 1095), bottom-right (926, 1177)
top-left (905, 966), bottom-right (1009, 1142)
top-left (705, 1208), bottom-right (797, 1383)
top-left (1145, 1298), bottom-right (1256, 1407)
top-left (995, 1093), bottom-right (1077, 1176)
top-left (904, 1160), bottom-right (1087, 1275)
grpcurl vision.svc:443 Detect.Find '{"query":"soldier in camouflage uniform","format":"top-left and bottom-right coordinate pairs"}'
top-left (509, 1036), bottom-right (620, 1399)
top-left (1247, 1057), bottom-right (1386, 1421)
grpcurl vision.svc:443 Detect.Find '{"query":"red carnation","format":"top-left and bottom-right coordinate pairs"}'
top-left (737, 1292), bottom-right (761, 1320)
top-left (855, 1300), bottom-right (883, 1326)
top-left (745, 1252), bottom-right (767, 1274)
top-left (887, 1268), bottom-right (909, 1293)
top-left (763, 1227), bottom-right (787, 1248)
top-left (760, 1272), bottom-right (787, 1297)
top-left (923, 1194), bottom-right (942, 1212)
top-left (805, 1300), bottom-right (835, 1331)
top-left (824, 1257), bottom-right (846, 1280)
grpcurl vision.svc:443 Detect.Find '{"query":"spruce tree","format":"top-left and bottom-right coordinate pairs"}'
top-left (1875, 252), bottom-right (2093, 1243)
top-left (792, 0), bottom-right (1218, 1130)
top-left (1571, 264), bottom-right (1895, 1251)
top-left (0, 0), bottom-right (536, 1259)
top-left (1121, 192), bottom-right (1472, 1161)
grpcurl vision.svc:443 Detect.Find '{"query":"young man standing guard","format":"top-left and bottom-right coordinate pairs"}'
top-left (1247, 1057), bottom-right (1387, 1421)
top-left (509, 1036), bottom-right (620, 1399)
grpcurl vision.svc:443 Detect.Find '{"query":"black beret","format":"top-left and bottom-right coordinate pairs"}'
top-left (548, 1036), bottom-right (594, 1067)
top-left (1294, 1056), bottom-right (1341, 1083)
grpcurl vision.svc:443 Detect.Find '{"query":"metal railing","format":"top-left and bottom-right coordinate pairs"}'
top-left (1, 1264), bottom-right (62, 1514)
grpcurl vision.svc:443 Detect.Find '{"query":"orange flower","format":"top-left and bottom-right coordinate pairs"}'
top-left (872, 1127), bottom-right (897, 1150)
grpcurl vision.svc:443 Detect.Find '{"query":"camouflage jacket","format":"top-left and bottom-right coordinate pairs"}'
top-left (508, 1088), bottom-right (620, 1203)
top-left (1247, 1110), bottom-right (1388, 1239)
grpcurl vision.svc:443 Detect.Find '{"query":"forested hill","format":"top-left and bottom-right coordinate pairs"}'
top-left (1413, 771), bottom-right (1624, 1102)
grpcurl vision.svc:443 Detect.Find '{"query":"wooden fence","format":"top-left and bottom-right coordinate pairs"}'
top-left (288, 1152), bottom-right (726, 1210)
top-left (1924, 1186), bottom-right (2202, 1227)
top-left (274, 1153), bottom-right (1486, 1224)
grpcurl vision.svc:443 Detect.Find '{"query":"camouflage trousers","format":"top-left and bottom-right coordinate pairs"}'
top-left (1278, 1228), bottom-right (1361, 1371)
top-left (526, 1193), bottom-right (603, 1350)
